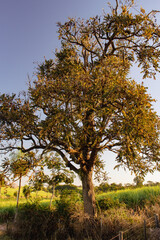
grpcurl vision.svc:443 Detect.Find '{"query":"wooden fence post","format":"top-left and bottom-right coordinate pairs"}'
top-left (119, 231), bottom-right (123, 240)
top-left (155, 214), bottom-right (160, 228)
top-left (144, 219), bottom-right (147, 240)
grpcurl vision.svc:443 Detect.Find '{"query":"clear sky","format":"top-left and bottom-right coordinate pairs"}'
top-left (1, 0), bottom-right (160, 185)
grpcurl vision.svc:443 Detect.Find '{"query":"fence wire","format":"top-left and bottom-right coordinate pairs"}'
top-left (109, 234), bottom-right (119, 240)
top-left (110, 214), bottom-right (160, 240)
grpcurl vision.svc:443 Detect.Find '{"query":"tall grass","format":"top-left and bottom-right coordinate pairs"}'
top-left (8, 197), bottom-right (159, 240)
top-left (0, 187), bottom-right (53, 223)
top-left (97, 185), bottom-right (160, 209)
top-left (1, 186), bottom-right (160, 239)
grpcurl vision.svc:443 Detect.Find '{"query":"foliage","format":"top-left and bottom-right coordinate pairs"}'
top-left (1, 0), bottom-right (160, 216)
top-left (30, 171), bottom-right (46, 192)
top-left (12, 202), bottom-right (58, 240)
top-left (29, 153), bottom-right (75, 208)
top-left (42, 153), bottom-right (75, 189)
top-left (55, 184), bottom-right (80, 193)
top-left (0, 173), bottom-right (7, 198)
top-left (133, 176), bottom-right (144, 187)
top-left (55, 189), bottom-right (82, 217)
top-left (7, 199), bottom-right (160, 240)
top-left (2, 185), bottom-right (160, 239)
top-left (0, 186), bottom-right (53, 224)
top-left (22, 185), bottom-right (31, 200)
top-left (1, 151), bottom-right (36, 220)
top-left (95, 182), bottom-right (125, 193)
top-left (97, 197), bottom-right (120, 210)
top-left (0, 205), bottom-right (15, 223)
top-left (0, 173), bottom-right (7, 187)
top-left (1, 151), bottom-right (36, 182)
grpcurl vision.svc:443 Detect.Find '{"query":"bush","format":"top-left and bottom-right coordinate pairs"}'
top-left (55, 184), bottom-right (80, 194)
top-left (13, 191), bottom-right (17, 198)
top-left (11, 202), bottom-right (58, 240)
top-left (0, 206), bottom-right (15, 223)
top-left (22, 185), bottom-right (31, 200)
top-left (55, 189), bottom-right (82, 217)
top-left (97, 197), bottom-right (120, 210)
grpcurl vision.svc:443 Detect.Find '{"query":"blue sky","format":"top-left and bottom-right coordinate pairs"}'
top-left (1, 0), bottom-right (160, 185)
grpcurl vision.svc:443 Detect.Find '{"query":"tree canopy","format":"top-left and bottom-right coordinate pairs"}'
top-left (0, 0), bottom-right (160, 216)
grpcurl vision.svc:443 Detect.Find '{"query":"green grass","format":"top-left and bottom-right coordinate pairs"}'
top-left (97, 185), bottom-right (160, 209)
top-left (1, 186), bottom-right (52, 199)
top-left (0, 187), bottom-right (53, 223)
top-left (1, 185), bottom-right (160, 222)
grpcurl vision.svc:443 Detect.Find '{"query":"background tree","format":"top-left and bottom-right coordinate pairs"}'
top-left (133, 176), bottom-right (144, 187)
top-left (0, 0), bottom-right (160, 216)
top-left (22, 185), bottom-right (31, 200)
top-left (30, 170), bottom-right (46, 198)
top-left (0, 173), bottom-right (7, 198)
top-left (44, 153), bottom-right (75, 208)
top-left (2, 151), bottom-right (35, 220)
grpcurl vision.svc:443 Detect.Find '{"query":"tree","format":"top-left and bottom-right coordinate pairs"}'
top-left (0, 0), bottom-right (160, 216)
top-left (29, 170), bottom-right (46, 197)
top-left (44, 153), bottom-right (75, 208)
top-left (23, 185), bottom-right (31, 200)
top-left (2, 151), bottom-right (35, 220)
top-left (133, 176), bottom-right (144, 187)
top-left (30, 153), bottom-right (75, 207)
top-left (0, 173), bottom-right (7, 198)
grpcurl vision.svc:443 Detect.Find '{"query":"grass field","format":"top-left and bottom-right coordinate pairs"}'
top-left (1, 185), bottom-right (160, 239)
top-left (0, 186), bottom-right (53, 222)
top-left (97, 185), bottom-right (160, 209)
top-left (1, 185), bottom-right (160, 211)
top-left (1, 186), bottom-right (52, 199)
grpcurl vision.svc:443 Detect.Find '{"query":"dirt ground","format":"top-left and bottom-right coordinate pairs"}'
top-left (0, 223), bottom-right (7, 235)
top-left (0, 224), bottom-right (11, 240)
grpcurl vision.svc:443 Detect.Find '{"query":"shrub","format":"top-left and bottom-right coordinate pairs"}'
top-left (0, 206), bottom-right (15, 223)
top-left (13, 191), bottom-right (17, 198)
top-left (97, 197), bottom-right (121, 210)
top-left (55, 189), bottom-right (82, 217)
top-left (22, 185), bottom-right (31, 200)
top-left (55, 184), bottom-right (80, 195)
top-left (11, 201), bottom-right (58, 240)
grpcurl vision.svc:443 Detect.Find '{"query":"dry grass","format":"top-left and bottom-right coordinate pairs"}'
top-left (4, 204), bottom-right (160, 240)
top-left (2, 186), bottom-right (160, 239)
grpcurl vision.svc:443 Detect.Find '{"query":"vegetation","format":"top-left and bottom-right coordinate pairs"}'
top-left (133, 175), bottom-right (144, 187)
top-left (40, 153), bottom-right (75, 208)
top-left (0, 173), bottom-right (7, 198)
top-left (22, 185), bottom-right (31, 200)
top-left (0, 0), bottom-right (160, 217)
top-left (1, 0), bottom-right (160, 239)
top-left (1, 151), bottom-right (36, 221)
top-left (1, 184), bottom-right (160, 239)
top-left (97, 185), bottom-right (160, 210)
top-left (0, 186), bottom-right (52, 223)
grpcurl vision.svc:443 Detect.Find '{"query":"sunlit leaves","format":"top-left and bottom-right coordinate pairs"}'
top-left (58, 1), bottom-right (160, 79)
top-left (0, 0), bottom-right (160, 180)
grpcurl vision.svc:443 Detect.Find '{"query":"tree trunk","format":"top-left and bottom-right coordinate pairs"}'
top-left (14, 176), bottom-right (22, 222)
top-left (49, 183), bottom-right (55, 209)
top-left (81, 169), bottom-right (96, 217)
